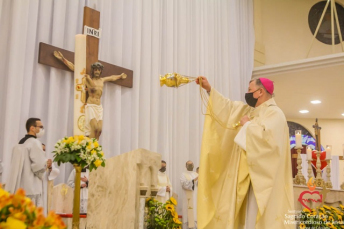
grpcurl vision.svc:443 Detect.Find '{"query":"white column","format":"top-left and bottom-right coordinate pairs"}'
top-left (138, 197), bottom-right (146, 229)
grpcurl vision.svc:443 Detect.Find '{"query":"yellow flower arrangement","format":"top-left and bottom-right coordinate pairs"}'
top-left (300, 205), bottom-right (344, 228)
top-left (299, 223), bottom-right (306, 229)
top-left (165, 204), bottom-right (175, 212)
top-left (0, 186), bottom-right (66, 229)
top-left (93, 141), bottom-right (99, 148)
top-left (170, 197), bottom-right (177, 205)
top-left (145, 197), bottom-right (181, 229)
top-left (326, 222), bottom-right (336, 229)
top-left (53, 135), bottom-right (105, 171)
top-left (303, 208), bottom-right (311, 213)
top-left (171, 210), bottom-right (178, 219)
top-left (324, 205), bottom-right (331, 210)
top-left (94, 159), bottom-right (102, 167)
top-left (172, 217), bottom-right (182, 224)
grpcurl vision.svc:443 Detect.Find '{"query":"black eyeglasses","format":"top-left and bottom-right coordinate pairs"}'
top-left (35, 125), bottom-right (44, 130)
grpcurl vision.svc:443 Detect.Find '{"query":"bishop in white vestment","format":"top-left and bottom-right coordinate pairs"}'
top-left (180, 160), bottom-right (198, 229)
top-left (196, 77), bottom-right (294, 229)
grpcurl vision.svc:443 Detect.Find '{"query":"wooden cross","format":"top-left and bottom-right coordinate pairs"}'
top-left (38, 6), bottom-right (133, 138)
top-left (312, 118), bottom-right (322, 151)
top-left (38, 7), bottom-right (133, 88)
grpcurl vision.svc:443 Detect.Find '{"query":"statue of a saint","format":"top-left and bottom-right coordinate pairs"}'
top-left (53, 51), bottom-right (127, 140)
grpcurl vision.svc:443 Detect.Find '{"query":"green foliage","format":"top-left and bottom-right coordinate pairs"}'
top-left (145, 197), bottom-right (182, 229)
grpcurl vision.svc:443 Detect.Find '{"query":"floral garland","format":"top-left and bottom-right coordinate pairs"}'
top-left (145, 197), bottom-right (182, 229)
top-left (0, 186), bottom-right (66, 229)
top-left (299, 205), bottom-right (344, 229)
top-left (52, 135), bottom-right (105, 171)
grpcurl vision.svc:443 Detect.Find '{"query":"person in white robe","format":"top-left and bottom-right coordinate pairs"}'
top-left (68, 167), bottom-right (89, 213)
top-left (6, 118), bottom-right (53, 208)
top-left (41, 144), bottom-right (60, 214)
top-left (156, 160), bottom-right (172, 203)
top-left (180, 160), bottom-right (198, 229)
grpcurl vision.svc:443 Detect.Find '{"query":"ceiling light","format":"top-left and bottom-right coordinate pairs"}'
top-left (311, 100), bottom-right (321, 104)
top-left (342, 113), bottom-right (344, 116)
top-left (299, 110), bottom-right (309, 114)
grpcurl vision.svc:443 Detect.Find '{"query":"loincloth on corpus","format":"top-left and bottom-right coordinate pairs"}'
top-left (85, 104), bottom-right (103, 136)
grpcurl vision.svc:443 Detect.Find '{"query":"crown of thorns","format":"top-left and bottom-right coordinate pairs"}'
top-left (91, 62), bottom-right (104, 70)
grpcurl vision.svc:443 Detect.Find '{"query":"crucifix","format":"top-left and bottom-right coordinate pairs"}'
top-left (313, 118), bottom-right (325, 187)
top-left (313, 118), bottom-right (322, 152)
top-left (38, 6), bottom-right (133, 140)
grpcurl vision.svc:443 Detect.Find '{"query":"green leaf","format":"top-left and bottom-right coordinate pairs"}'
top-left (75, 155), bottom-right (82, 162)
top-left (70, 154), bottom-right (76, 161)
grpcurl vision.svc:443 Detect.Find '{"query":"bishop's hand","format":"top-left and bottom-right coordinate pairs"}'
top-left (196, 76), bottom-right (211, 92)
top-left (240, 115), bottom-right (250, 126)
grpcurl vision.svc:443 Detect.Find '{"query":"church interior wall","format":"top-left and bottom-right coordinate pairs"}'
top-left (254, 0), bottom-right (344, 65)
top-left (287, 118), bottom-right (344, 185)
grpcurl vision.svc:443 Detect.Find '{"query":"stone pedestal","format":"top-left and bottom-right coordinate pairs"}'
top-left (87, 148), bottom-right (161, 229)
top-left (51, 183), bottom-right (74, 213)
top-left (60, 215), bottom-right (87, 229)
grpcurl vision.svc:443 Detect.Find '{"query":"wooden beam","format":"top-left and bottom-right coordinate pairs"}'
top-left (38, 42), bottom-right (133, 88)
top-left (38, 42), bottom-right (74, 73)
top-left (83, 7), bottom-right (100, 74)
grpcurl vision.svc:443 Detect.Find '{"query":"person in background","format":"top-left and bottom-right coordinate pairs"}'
top-left (68, 166), bottom-right (89, 214)
top-left (180, 160), bottom-right (198, 229)
top-left (7, 118), bottom-right (59, 208)
top-left (156, 160), bottom-right (173, 203)
top-left (41, 143), bottom-right (60, 214)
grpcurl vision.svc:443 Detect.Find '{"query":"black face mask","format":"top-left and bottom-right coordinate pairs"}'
top-left (160, 167), bottom-right (166, 172)
top-left (245, 88), bottom-right (260, 107)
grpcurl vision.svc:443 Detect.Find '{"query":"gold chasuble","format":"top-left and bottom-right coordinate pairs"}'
top-left (197, 89), bottom-right (294, 229)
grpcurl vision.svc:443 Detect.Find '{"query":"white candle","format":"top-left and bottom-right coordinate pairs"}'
top-left (74, 34), bottom-right (87, 136)
top-left (307, 146), bottom-right (312, 160)
top-left (326, 145), bottom-right (332, 160)
top-left (295, 130), bottom-right (302, 148)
